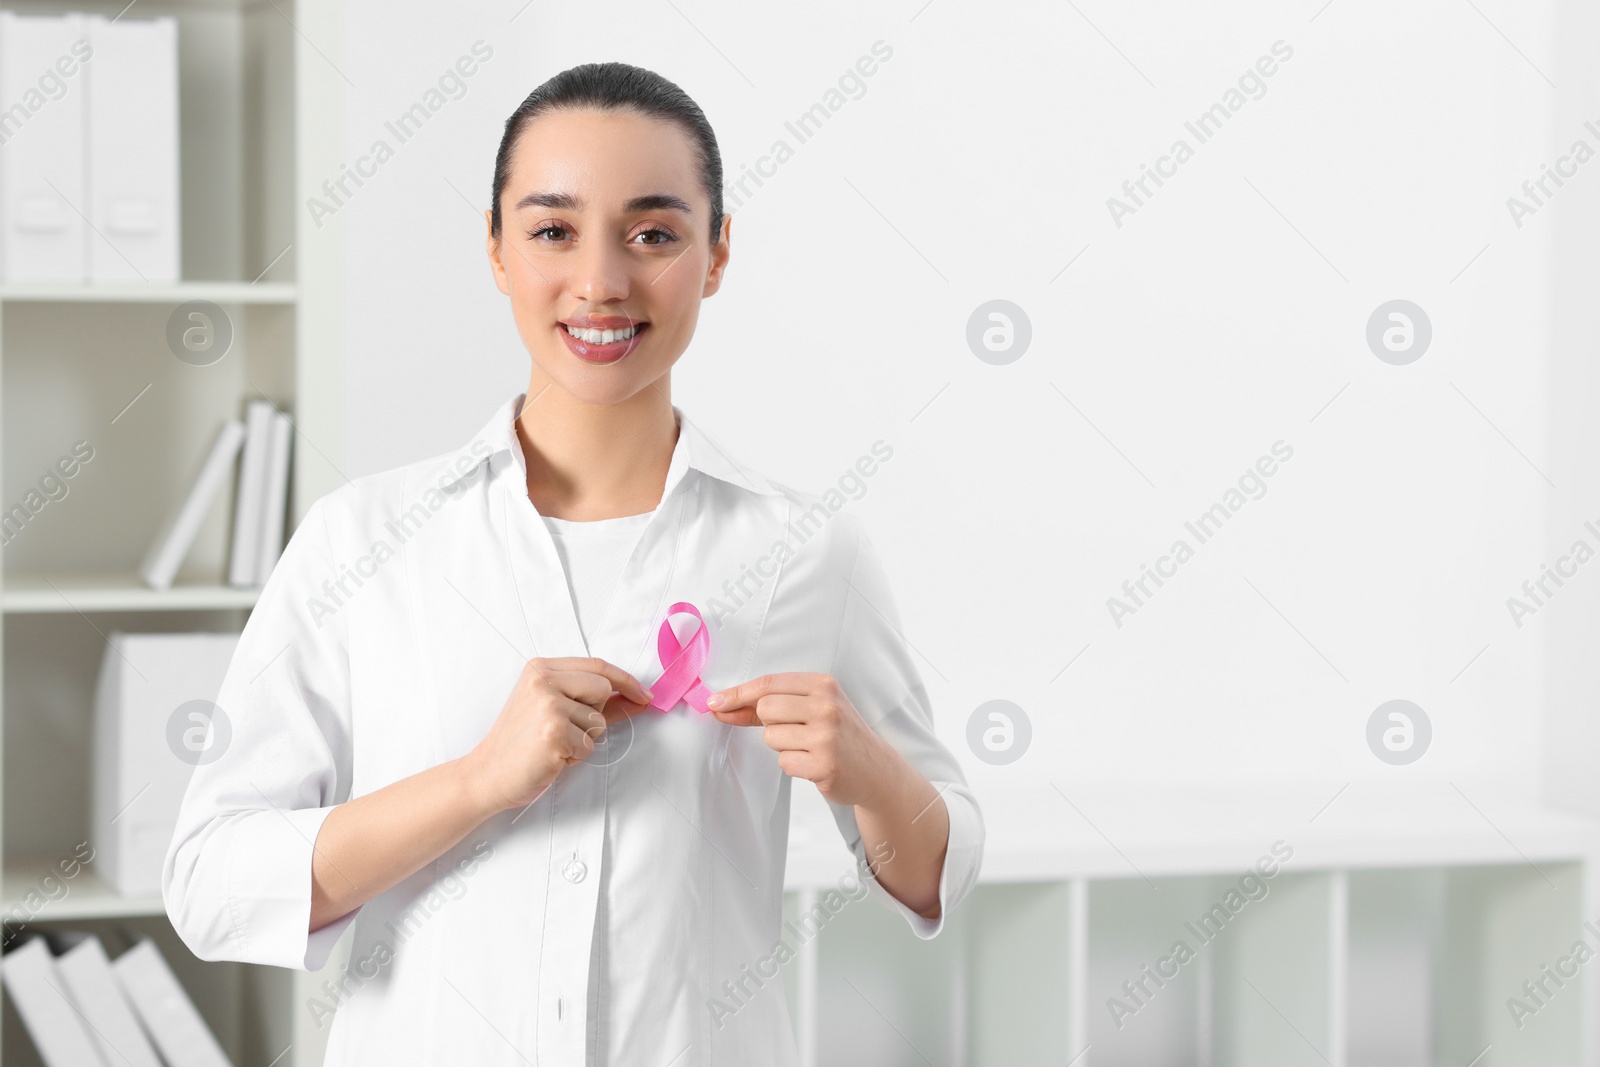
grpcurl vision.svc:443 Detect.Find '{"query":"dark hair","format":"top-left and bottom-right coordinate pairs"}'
top-left (490, 62), bottom-right (724, 246)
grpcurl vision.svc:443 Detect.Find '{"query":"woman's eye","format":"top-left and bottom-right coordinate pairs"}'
top-left (529, 224), bottom-right (569, 242)
top-left (634, 227), bottom-right (678, 246)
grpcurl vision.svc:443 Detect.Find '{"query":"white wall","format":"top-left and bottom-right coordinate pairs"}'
top-left (330, 0), bottom-right (1586, 805)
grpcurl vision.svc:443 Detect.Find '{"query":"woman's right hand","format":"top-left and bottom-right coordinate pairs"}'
top-left (463, 656), bottom-right (654, 813)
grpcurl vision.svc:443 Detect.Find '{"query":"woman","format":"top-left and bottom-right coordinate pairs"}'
top-left (163, 62), bottom-right (983, 1065)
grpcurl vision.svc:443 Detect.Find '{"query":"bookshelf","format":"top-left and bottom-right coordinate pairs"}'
top-left (0, 0), bottom-right (339, 1063)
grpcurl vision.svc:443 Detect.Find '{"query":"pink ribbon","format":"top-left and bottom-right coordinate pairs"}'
top-left (647, 601), bottom-right (713, 713)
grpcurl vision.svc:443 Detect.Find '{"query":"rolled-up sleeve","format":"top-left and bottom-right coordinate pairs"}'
top-left (162, 493), bottom-right (360, 970)
top-left (823, 515), bottom-right (984, 939)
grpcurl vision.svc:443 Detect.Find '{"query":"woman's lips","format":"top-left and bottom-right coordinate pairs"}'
top-left (559, 321), bottom-right (649, 365)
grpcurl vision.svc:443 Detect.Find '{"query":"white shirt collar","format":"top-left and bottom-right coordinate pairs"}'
top-left (446, 391), bottom-right (784, 500)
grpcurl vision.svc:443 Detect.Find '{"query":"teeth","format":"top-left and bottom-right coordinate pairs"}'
top-left (564, 322), bottom-right (641, 344)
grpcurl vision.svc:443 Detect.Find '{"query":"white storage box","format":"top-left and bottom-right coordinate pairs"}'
top-left (91, 632), bottom-right (239, 896)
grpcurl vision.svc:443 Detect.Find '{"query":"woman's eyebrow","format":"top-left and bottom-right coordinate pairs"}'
top-left (513, 191), bottom-right (694, 214)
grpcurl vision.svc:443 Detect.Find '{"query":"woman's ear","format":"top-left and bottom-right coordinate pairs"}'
top-left (486, 208), bottom-right (511, 295)
top-left (702, 213), bottom-right (733, 298)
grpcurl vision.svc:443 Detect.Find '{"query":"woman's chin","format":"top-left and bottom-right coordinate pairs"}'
top-left (530, 366), bottom-right (657, 408)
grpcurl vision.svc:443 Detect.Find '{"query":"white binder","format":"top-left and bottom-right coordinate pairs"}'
top-left (0, 13), bottom-right (91, 282)
top-left (111, 939), bottom-right (233, 1067)
top-left (256, 409), bottom-right (294, 580)
top-left (55, 935), bottom-right (164, 1067)
top-left (85, 14), bottom-right (180, 283)
top-left (229, 400), bottom-right (276, 587)
top-left (1, 937), bottom-right (107, 1067)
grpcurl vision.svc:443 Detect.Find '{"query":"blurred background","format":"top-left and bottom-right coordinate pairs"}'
top-left (1, 0), bottom-right (1598, 1064)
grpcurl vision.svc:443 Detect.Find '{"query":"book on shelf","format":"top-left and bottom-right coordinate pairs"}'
top-left (3, 933), bottom-right (231, 1067)
top-left (138, 402), bottom-right (294, 591)
top-left (139, 419), bottom-right (246, 591)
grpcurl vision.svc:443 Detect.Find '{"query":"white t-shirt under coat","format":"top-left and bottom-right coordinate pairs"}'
top-left (540, 509), bottom-right (654, 646)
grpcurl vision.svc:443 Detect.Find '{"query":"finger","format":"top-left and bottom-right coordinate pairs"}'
top-left (760, 723), bottom-right (811, 752)
top-left (711, 693), bottom-right (811, 727)
top-left (561, 698), bottom-right (609, 738)
top-left (706, 671), bottom-right (826, 713)
top-left (561, 719), bottom-right (595, 762)
top-left (710, 705), bottom-right (762, 728)
top-left (535, 657), bottom-right (653, 706)
top-left (600, 690), bottom-right (656, 726)
top-left (540, 669), bottom-right (615, 713)
top-left (776, 748), bottom-right (820, 781)
top-left (747, 693), bottom-right (814, 725)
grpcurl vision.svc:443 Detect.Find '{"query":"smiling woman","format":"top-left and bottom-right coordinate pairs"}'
top-left (483, 64), bottom-right (730, 440)
top-left (163, 60), bottom-right (983, 1067)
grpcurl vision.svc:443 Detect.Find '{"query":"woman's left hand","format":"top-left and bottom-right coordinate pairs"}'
top-left (706, 673), bottom-right (894, 808)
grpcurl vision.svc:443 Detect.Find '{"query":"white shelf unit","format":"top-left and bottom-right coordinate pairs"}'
top-left (778, 782), bottom-right (1600, 1067)
top-left (0, 0), bottom-right (339, 1064)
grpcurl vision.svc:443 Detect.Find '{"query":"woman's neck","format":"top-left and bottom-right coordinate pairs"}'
top-left (514, 382), bottom-right (678, 521)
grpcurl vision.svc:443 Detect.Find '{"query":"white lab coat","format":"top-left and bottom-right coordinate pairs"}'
top-left (162, 393), bottom-right (985, 1065)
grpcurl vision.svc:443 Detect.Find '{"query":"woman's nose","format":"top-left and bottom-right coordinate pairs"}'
top-left (568, 240), bottom-right (631, 303)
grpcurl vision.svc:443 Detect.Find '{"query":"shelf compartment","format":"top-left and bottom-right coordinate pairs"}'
top-left (0, 0), bottom-right (296, 287)
top-left (0, 914), bottom-right (289, 1067)
top-left (1434, 863), bottom-right (1584, 1065)
top-left (1212, 871), bottom-right (1342, 1067)
top-left (1347, 868), bottom-right (1438, 1067)
top-left (3, 612), bottom-right (242, 861)
top-left (2, 300), bottom-right (296, 580)
top-left (1087, 874), bottom-right (1227, 1067)
top-left (812, 870), bottom-right (966, 1067)
top-left (1, 854), bottom-right (162, 921)
top-left (1344, 862), bottom-right (1586, 1066)
top-left (968, 880), bottom-right (1082, 1064)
